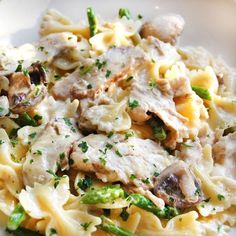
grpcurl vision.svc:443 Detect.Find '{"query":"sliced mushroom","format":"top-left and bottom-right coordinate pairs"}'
top-left (140, 14), bottom-right (185, 45)
top-left (153, 161), bottom-right (202, 208)
top-left (8, 63), bottom-right (47, 113)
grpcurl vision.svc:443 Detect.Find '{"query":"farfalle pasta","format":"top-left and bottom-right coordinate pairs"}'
top-left (0, 7), bottom-right (235, 236)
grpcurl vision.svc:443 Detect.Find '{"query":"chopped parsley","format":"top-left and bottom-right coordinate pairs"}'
top-left (126, 76), bottom-right (133, 82)
top-left (63, 117), bottom-right (76, 133)
top-left (15, 61), bottom-right (23, 72)
top-left (77, 175), bottom-right (93, 191)
top-left (46, 169), bottom-right (65, 188)
top-left (125, 131), bottom-right (134, 140)
top-left (217, 194), bottom-right (225, 201)
top-left (79, 65), bottom-right (93, 76)
top-left (68, 36), bottom-right (72, 40)
top-left (54, 75), bottom-right (62, 81)
top-left (38, 46), bottom-right (44, 51)
top-left (105, 70), bottom-right (112, 78)
top-left (22, 68), bottom-right (29, 77)
top-left (130, 174), bottom-right (137, 180)
top-left (78, 141), bottom-right (89, 153)
top-left (33, 150), bottom-right (42, 156)
top-left (0, 140), bottom-right (4, 145)
top-left (115, 150), bottom-right (123, 157)
top-left (83, 158), bottom-right (89, 163)
top-left (192, 86), bottom-right (211, 100)
top-left (59, 152), bottom-right (65, 160)
top-left (149, 80), bottom-right (157, 89)
top-left (153, 171), bottom-right (160, 177)
top-left (128, 99), bottom-right (139, 109)
top-left (107, 131), bottom-right (114, 138)
top-left (49, 228), bottom-right (57, 236)
top-left (95, 59), bottom-right (106, 70)
top-left (203, 197), bottom-right (211, 203)
top-left (119, 8), bottom-right (131, 19)
top-left (141, 178), bottom-right (150, 184)
top-left (119, 208), bottom-right (129, 221)
top-left (11, 139), bottom-right (18, 147)
top-left (105, 143), bottom-right (113, 150)
top-left (99, 156), bottom-right (106, 166)
top-left (137, 14), bottom-right (143, 19)
top-left (28, 132), bottom-right (37, 139)
top-left (29, 159), bottom-right (34, 164)
top-left (80, 222), bottom-right (92, 231)
top-left (0, 107), bottom-right (4, 112)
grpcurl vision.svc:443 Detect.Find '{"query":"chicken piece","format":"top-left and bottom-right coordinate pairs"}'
top-left (212, 131), bottom-right (236, 179)
top-left (153, 161), bottom-right (202, 208)
top-left (0, 32), bottom-right (77, 76)
top-left (52, 46), bottom-right (145, 100)
top-left (0, 96), bottom-right (9, 117)
top-left (128, 65), bottom-right (189, 148)
top-left (8, 63), bottom-right (47, 113)
top-left (70, 134), bottom-right (176, 187)
top-left (23, 118), bottom-right (83, 186)
top-left (140, 14), bottom-right (185, 45)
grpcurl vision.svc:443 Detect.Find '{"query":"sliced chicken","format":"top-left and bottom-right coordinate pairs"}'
top-left (212, 131), bottom-right (236, 179)
top-left (128, 64), bottom-right (189, 148)
top-left (23, 118), bottom-right (83, 186)
top-left (0, 32), bottom-right (77, 76)
top-left (52, 46), bottom-right (145, 100)
top-left (140, 14), bottom-right (185, 45)
top-left (70, 133), bottom-right (176, 187)
top-left (153, 161), bottom-right (202, 208)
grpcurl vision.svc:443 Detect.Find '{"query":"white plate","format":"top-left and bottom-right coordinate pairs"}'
top-left (0, 0), bottom-right (235, 235)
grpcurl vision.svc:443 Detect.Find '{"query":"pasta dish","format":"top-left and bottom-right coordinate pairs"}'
top-left (0, 7), bottom-right (235, 236)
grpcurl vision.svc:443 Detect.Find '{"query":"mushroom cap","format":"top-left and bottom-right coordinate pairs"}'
top-left (140, 14), bottom-right (185, 45)
top-left (8, 63), bottom-right (47, 114)
top-left (153, 161), bottom-right (202, 208)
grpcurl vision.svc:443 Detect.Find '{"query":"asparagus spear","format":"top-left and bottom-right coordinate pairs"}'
top-left (7, 204), bottom-right (26, 231)
top-left (80, 185), bottom-right (125, 204)
top-left (191, 86), bottom-right (211, 100)
top-left (16, 112), bottom-right (38, 127)
top-left (118, 8), bottom-right (132, 20)
top-left (127, 194), bottom-right (179, 219)
top-left (6, 228), bottom-right (43, 236)
top-left (87, 7), bottom-right (97, 37)
top-left (99, 216), bottom-right (135, 236)
top-left (80, 186), bottom-right (179, 219)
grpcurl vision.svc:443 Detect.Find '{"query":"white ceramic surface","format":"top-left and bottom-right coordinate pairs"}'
top-left (0, 0), bottom-right (235, 235)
